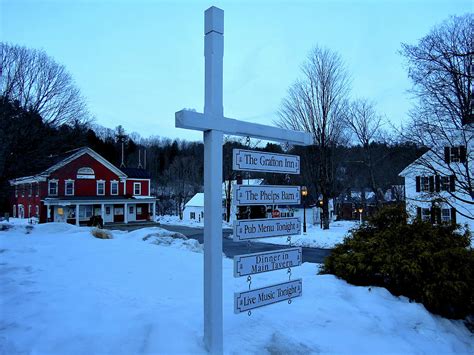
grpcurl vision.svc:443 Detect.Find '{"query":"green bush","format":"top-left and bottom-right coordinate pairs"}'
top-left (321, 205), bottom-right (474, 319)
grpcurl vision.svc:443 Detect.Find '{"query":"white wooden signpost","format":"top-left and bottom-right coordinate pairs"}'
top-left (234, 185), bottom-right (301, 205)
top-left (175, 6), bottom-right (311, 354)
top-left (234, 279), bottom-right (303, 314)
top-left (234, 247), bottom-right (302, 277)
top-left (233, 217), bottom-right (301, 241)
top-left (233, 149), bottom-right (300, 174)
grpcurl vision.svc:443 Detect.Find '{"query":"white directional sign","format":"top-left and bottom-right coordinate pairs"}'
top-left (234, 185), bottom-right (301, 205)
top-left (234, 279), bottom-right (302, 314)
top-left (233, 149), bottom-right (300, 174)
top-left (233, 217), bottom-right (301, 241)
top-left (234, 247), bottom-right (302, 277)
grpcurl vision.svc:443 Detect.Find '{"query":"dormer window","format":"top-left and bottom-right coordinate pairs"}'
top-left (133, 182), bottom-right (141, 195)
top-left (97, 180), bottom-right (105, 196)
top-left (65, 180), bottom-right (75, 196)
top-left (48, 180), bottom-right (58, 196)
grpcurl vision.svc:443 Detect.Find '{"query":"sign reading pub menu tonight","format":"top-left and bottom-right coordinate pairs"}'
top-left (233, 149), bottom-right (300, 174)
top-left (233, 217), bottom-right (301, 241)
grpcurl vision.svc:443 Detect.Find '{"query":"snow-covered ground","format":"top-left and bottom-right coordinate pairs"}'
top-left (157, 215), bottom-right (356, 249)
top-left (0, 223), bottom-right (472, 354)
top-left (257, 220), bottom-right (357, 249)
top-left (157, 214), bottom-right (233, 229)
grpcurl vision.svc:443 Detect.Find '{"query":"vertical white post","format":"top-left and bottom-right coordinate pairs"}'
top-left (152, 202), bottom-right (156, 221)
top-left (203, 6), bottom-right (224, 354)
top-left (124, 203), bottom-right (128, 224)
top-left (101, 204), bottom-right (105, 224)
top-left (76, 204), bottom-right (80, 226)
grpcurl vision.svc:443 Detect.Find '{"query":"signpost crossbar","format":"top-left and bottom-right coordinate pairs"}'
top-left (176, 110), bottom-right (312, 145)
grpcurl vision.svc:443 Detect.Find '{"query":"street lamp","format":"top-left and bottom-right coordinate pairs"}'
top-left (301, 186), bottom-right (308, 234)
top-left (318, 199), bottom-right (323, 229)
top-left (358, 207), bottom-right (363, 224)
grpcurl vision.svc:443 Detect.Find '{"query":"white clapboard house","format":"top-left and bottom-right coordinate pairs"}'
top-left (399, 144), bottom-right (473, 228)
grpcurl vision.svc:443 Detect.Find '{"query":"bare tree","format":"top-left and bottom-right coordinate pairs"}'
top-left (400, 14), bottom-right (473, 218)
top-left (344, 99), bottom-right (384, 204)
top-left (277, 46), bottom-right (350, 229)
top-left (165, 156), bottom-right (201, 220)
top-left (1, 43), bottom-right (89, 125)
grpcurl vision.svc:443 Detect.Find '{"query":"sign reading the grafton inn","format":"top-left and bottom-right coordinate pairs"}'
top-left (233, 149), bottom-right (300, 174)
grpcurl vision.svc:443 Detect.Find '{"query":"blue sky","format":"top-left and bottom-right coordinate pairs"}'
top-left (1, 0), bottom-right (471, 142)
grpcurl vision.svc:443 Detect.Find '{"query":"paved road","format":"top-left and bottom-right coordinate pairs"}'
top-left (159, 224), bottom-right (332, 264)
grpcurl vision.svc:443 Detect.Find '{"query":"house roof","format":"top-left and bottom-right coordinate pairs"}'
top-left (9, 147), bottom-right (140, 185)
top-left (120, 167), bottom-right (151, 179)
top-left (185, 193), bottom-right (204, 207)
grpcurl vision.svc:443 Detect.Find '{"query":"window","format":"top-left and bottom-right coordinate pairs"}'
top-left (65, 180), bottom-right (74, 196)
top-left (114, 207), bottom-right (124, 215)
top-left (35, 183), bottom-right (39, 197)
top-left (21, 185), bottom-right (25, 197)
top-left (105, 207), bottom-right (111, 215)
top-left (133, 182), bottom-right (141, 195)
top-left (15, 186), bottom-right (18, 197)
top-left (111, 181), bottom-right (118, 195)
top-left (421, 208), bottom-right (431, 222)
top-left (28, 205), bottom-right (31, 217)
top-left (137, 206), bottom-right (142, 214)
top-left (28, 184), bottom-right (32, 197)
top-left (97, 180), bottom-right (105, 195)
top-left (77, 167), bottom-right (95, 179)
top-left (48, 180), bottom-right (58, 196)
top-left (420, 177), bottom-right (430, 192)
top-left (79, 205), bottom-right (93, 218)
top-left (440, 176), bottom-right (450, 191)
top-left (450, 147), bottom-right (460, 163)
top-left (190, 212), bottom-right (196, 219)
top-left (441, 209), bottom-right (451, 223)
top-left (129, 206), bottom-right (134, 214)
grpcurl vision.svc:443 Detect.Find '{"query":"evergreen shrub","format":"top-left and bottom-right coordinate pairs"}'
top-left (321, 205), bottom-right (474, 319)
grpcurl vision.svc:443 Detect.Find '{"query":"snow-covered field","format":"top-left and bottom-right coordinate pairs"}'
top-left (156, 215), bottom-right (232, 229)
top-left (157, 215), bottom-right (356, 249)
top-left (257, 220), bottom-right (357, 249)
top-left (1, 223), bottom-right (472, 354)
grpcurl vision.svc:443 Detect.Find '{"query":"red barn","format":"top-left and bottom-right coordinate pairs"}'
top-left (9, 147), bottom-right (156, 226)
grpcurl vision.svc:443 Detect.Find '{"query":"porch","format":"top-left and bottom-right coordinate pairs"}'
top-left (43, 197), bottom-right (157, 226)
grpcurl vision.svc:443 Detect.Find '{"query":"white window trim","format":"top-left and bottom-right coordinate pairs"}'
top-left (65, 180), bottom-right (75, 196)
top-left (28, 184), bottom-right (32, 197)
top-left (97, 180), bottom-right (105, 196)
top-left (133, 182), bottom-right (141, 196)
top-left (35, 182), bottom-right (39, 197)
top-left (110, 180), bottom-right (119, 196)
top-left (48, 180), bottom-right (58, 196)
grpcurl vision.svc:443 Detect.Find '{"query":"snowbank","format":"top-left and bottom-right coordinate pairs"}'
top-left (157, 214), bottom-right (232, 229)
top-left (236, 220), bottom-right (358, 249)
top-left (0, 223), bottom-right (472, 354)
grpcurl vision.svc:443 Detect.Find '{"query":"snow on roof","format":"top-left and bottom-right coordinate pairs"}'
top-left (185, 193), bottom-right (204, 207)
